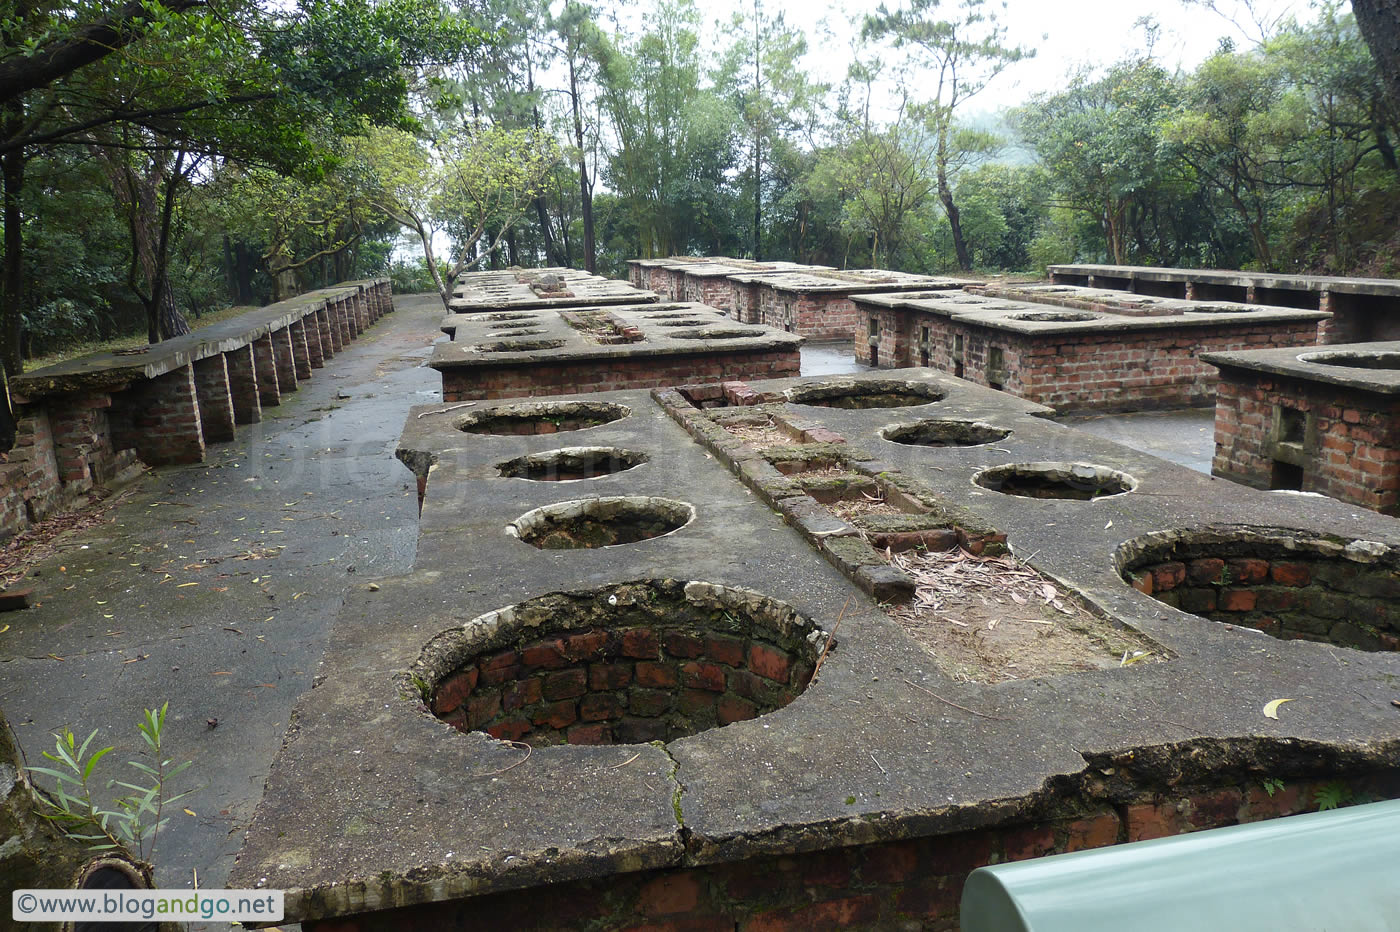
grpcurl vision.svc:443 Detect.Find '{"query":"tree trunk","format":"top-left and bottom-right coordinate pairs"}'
top-left (0, 118), bottom-right (22, 451)
top-left (1354, 0), bottom-right (1400, 109)
top-left (938, 176), bottom-right (971, 271)
top-left (569, 55), bottom-right (596, 273)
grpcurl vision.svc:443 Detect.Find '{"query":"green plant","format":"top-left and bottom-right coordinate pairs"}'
top-left (1261, 777), bottom-right (1285, 797)
top-left (1313, 781), bottom-right (1354, 812)
top-left (28, 703), bottom-right (194, 864)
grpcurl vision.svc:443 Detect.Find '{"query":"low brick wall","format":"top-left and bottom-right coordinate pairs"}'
top-left (1210, 370), bottom-right (1400, 515)
top-left (757, 288), bottom-right (860, 341)
top-left (440, 349), bottom-right (801, 402)
top-left (0, 279), bottom-right (393, 539)
top-left (857, 306), bottom-right (1321, 414)
top-left (303, 769), bottom-right (1399, 932)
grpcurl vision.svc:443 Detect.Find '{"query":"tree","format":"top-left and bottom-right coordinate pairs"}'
top-left (1353, 0), bottom-right (1400, 108)
top-left (863, 0), bottom-right (1031, 270)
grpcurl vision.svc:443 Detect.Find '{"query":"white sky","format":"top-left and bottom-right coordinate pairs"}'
top-left (699, 0), bottom-right (1315, 112)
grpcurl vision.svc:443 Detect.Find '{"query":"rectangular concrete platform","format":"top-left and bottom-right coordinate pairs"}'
top-left (231, 368), bottom-right (1400, 930)
top-left (1203, 341), bottom-right (1400, 515)
top-left (450, 268), bottom-right (658, 312)
top-left (1048, 264), bottom-right (1400, 343)
top-left (853, 289), bottom-right (1328, 414)
top-left (429, 302), bottom-right (804, 402)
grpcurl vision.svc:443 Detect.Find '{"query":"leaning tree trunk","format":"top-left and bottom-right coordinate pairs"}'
top-left (0, 709), bottom-right (182, 931)
top-left (1354, 0), bottom-right (1400, 109)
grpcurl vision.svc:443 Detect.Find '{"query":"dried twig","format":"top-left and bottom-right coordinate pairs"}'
top-left (869, 752), bottom-right (887, 775)
top-left (811, 594), bottom-right (851, 680)
top-left (475, 740), bottom-right (532, 776)
top-left (609, 752), bottom-right (643, 769)
top-left (417, 402), bottom-right (477, 418)
top-left (903, 678), bottom-right (1008, 720)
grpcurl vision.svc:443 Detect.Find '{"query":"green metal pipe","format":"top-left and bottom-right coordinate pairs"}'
top-left (961, 798), bottom-right (1400, 931)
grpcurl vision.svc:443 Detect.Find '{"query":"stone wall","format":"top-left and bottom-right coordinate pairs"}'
top-left (439, 350), bottom-right (801, 402)
top-left (0, 279), bottom-right (393, 539)
top-left (1212, 371), bottom-right (1400, 515)
top-left (859, 308), bottom-right (1322, 414)
top-left (303, 770), bottom-right (1399, 932)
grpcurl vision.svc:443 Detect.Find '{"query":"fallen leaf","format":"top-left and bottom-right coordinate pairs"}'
top-left (1010, 592), bottom-right (1027, 605)
top-left (184, 808), bottom-right (197, 817)
top-left (1040, 583), bottom-right (1057, 603)
top-left (1263, 698), bottom-right (1294, 719)
top-left (176, 582), bottom-right (199, 588)
top-left (1105, 520), bottom-right (1114, 529)
top-left (0, 624), bottom-right (8, 634)
top-left (212, 671), bottom-right (232, 676)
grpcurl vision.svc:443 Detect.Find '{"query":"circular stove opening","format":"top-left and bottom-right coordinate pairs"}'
top-left (476, 339), bottom-right (567, 353)
top-left (484, 312), bottom-right (539, 322)
top-left (510, 496), bottom-right (693, 549)
top-left (456, 401), bottom-right (630, 436)
top-left (1118, 527), bottom-right (1399, 651)
top-left (1009, 311), bottom-right (1099, 322)
top-left (669, 329), bottom-right (758, 340)
top-left (975, 462), bottom-right (1135, 500)
top-left (883, 419), bottom-right (1011, 447)
top-left (1298, 351), bottom-right (1400, 370)
top-left (1187, 304), bottom-right (1256, 313)
top-left (410, 579), bottom-right (828, 745)
top-left (498, 447), bottom-right (649, 481)
top-left (786, 379), bottom-right (945, 409)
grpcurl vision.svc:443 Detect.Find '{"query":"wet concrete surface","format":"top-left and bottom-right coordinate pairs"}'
top-left (800, 341), bottom-right (871, 376)
top-left (0, 294), bottom-right (447, 909)
top-left (1059, 407), bottom-right (1216, 474)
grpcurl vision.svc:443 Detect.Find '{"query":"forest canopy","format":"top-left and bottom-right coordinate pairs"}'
top-left (2, 0), bottom-right (1398, 379)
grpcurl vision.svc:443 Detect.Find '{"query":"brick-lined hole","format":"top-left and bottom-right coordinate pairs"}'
top-left (1298, 350), bottom-right (1400, 370)
top-left (1009, 311), bottom-right (1099, 322)
top-left (456, 401), bottom-right (630, 436)
top-left (639, 312), bottom-right (698, 320)
top-left (509, 496), bottom-right (694, 549)
top-left (1186, 303), bottom-right (1258, 314)
top-left (498, 447), bottom-right (649, 481)
top-left (484, 312), bottom-right (540, 322)
top-left (487, 328), bottom-right (546, 337)
top-left (786, 379), bottom-right (946, 409)
top-left (655, 319), bottom-right (712, 327)
top-left (670, 329), bottom-right (760, 340)
top-left (975, 462), bottom-right (1135, 500)
top-left (410, 579), bottom-right (827, 746)
top-left (1118, 528), bottom-right (1400, 651)
top-left (882, 419), bottom-right (1011, 448)
top-left (475, 339), bottom-right (568, 353)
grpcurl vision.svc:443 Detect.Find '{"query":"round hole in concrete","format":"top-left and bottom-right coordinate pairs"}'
top-left (476, 339), bottom-right (567, 353)
top-left (1186, 304), bottom-right (1255, 314)
top-left (640, 312), bottom-right (696, 319)
top-left (974, 462), bottom-right (1135, 500)
top-left (484, 312), bottom-right (539, 322)
top-left (456, 401), bottom-right (630, 436)
top-left (509, 496), bottom-right (694, 549)
top-left (786, 379), bottom-right (946, 409)
top-left (1009, 311), bottom-right (1099, 322)
top-left (1116, 527), bottom-right (1399, 651)
top-left (409, 579), bottom-right (828, 746)
top-left (498, 447), bottom-right (649, 481)
top-left (669, 329), bottom-right (759, 340)
top-left (882, 419), bottom-right (1011, 447)
top-left (655, 319), bottom-right (711, 327)
top-left (1297, 350), bottom-right (1400, 370)
top-left (487, 328), bottom-right (546, 338)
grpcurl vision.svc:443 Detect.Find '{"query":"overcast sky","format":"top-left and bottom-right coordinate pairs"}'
top-left (705, 0), bottom-right (1316, 112)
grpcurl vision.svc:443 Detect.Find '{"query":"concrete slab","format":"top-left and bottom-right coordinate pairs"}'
top-left (232, 369), bottom-right (1400, 927)
top-left (449, 268), bottom-right (657, 312)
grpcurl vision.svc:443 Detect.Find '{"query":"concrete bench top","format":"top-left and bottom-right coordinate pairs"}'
top-left (726, 268), bottom-right (980, 293)
top-left (1202, 341), bottom-right (1400, 395)
top-left (853, 289), bottom-right (1329, 334)
top-left (431, 302), bottom-right (802, 370)
top-left (230, 367), bottom-right (1400, 924)
top-left (450, 269), bottom-right (657, 312)
top-left (11, 282), bottom-right (377, 399)
top-left (1049, 264), bottom-right (1400, 296)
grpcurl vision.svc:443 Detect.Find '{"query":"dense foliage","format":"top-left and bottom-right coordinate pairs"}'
top-left (3, 0), bottom-right (1399, 384)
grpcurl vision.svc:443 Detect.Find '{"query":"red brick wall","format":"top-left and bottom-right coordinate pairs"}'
top-left (757, 289), bottom-right (861, 341)
top-left (440, 350), bottom-right (802, 402)
top-left (0, 408), bottom-right (60, 532)
top-left (112, 364), bottom-right (206, 466)
top-left (192, 356), bottom-right (237, 443)
top-left (885, 310), bottom-right (1320, 414)
top-left (1212, 371), bottom-right (1400, 515)
top-left (304, 771), bottom-right (1397, 932)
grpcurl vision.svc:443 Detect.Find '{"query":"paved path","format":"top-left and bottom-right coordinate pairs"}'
top-left (0, 294), bottom-right (445, 899)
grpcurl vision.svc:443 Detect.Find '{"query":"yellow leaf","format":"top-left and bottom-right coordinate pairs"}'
top-left (176, 582), bottom-right (199, 588)
top-left (0, 624), bottom-right (8, 634)
top-left (184, 808), bottom-right (197, 817)
top-left (1263, 698), bottom-right (1294, 719)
